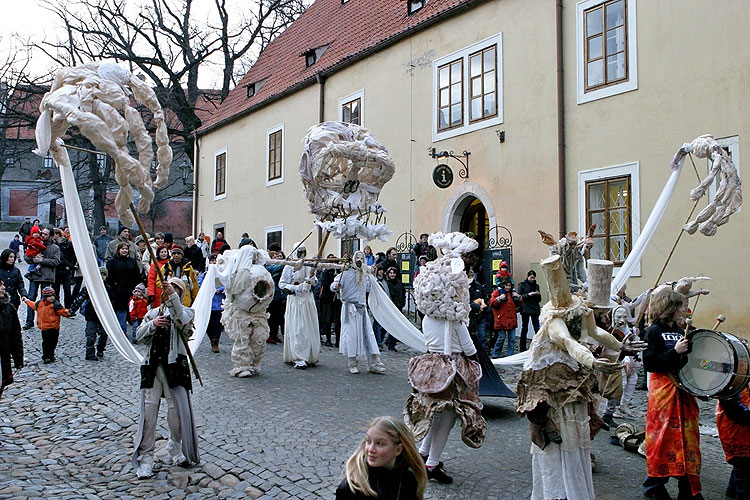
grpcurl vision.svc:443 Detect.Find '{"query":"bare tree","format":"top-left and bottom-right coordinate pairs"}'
top-left (38, 0), bottom-right (308, 156)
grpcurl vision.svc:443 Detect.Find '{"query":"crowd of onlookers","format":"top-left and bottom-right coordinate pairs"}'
top-left (2, 223), bottom-right (541, 364)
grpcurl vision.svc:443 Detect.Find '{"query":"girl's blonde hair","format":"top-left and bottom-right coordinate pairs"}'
top-left (344, 416), bottom-right (427, 499)
top-left (649, 287), bottom-right (687, 326)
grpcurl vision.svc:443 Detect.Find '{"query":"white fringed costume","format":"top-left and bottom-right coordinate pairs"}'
top-left (405, 232), bottom-right (486, 473)
top-left (279, 243), bottom-right (320, 368)
top-left (332, 251), bottom-right (384, 374)
top-left (221, 264), bottom-right (275, 378)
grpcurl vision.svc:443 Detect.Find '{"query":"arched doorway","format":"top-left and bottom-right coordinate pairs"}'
top-left (457, 197), bottom-right (488, 283)
top-left (459, 197), bottom-right (489, 244)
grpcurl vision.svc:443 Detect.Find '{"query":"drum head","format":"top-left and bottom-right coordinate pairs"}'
top-left (678, 330), bottom-right (736, 397)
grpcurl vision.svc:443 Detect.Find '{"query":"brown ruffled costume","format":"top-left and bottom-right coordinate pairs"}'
top-left (405, 352), bottom-right (485, 448)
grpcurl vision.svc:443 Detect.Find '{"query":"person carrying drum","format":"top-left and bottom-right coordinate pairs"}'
top-left (716, 387), bottom-right (750, 500)
top-left (642, 287), bottom-right (703, 500)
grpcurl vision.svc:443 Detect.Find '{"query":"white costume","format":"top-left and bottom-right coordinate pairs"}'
top-left (222, 264), bottom-right (275, 377)
top-left (331, 251), bottom-right (384, 374)
top-left (279, 243), bottom-right (320, 369)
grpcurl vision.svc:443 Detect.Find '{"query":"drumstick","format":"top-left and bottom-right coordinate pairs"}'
top-left (713, 314), bottom-right (727, 330)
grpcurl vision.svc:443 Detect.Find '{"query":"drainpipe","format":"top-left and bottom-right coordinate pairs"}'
top-left (192, 131), bottom-right (200, 235)
top-left (556, 0), bottom-right (566, 236)
top-left (316, 72), bottom-right (326, 251)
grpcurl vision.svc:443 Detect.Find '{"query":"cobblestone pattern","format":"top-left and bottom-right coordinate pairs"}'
top-left (0, 313), bottom-right (734, 499)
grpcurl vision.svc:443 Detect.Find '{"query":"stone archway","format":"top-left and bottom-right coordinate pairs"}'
top-left (441, 181), bottom-right (497, 233)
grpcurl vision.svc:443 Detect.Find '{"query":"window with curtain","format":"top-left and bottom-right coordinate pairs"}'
top-left (341, 97), bottom-right (361, 125)
top-left (437, 58), bottom-right (463, 131)
top-left (586, 175), bottom-right (631, 264)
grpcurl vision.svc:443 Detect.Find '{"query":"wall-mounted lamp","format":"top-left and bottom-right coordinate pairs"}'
top-left (496, 130), bottom-right (505, 143)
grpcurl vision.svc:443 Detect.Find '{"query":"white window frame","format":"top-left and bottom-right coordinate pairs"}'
top-left (337, 237), bottom-right (363, 258)
top-left (709, 136), bottom-right (740, 207)
top-left (432, 33), bottom-right (503, 142)
top-left (576, 0), bottom-right (638, 104)
top-left (578, 161), bottom-right (640, 276)
top-left (266, 123), bottom-right (285, 187)
top-left (338, 89), bottom-right (365, 126)
top-left (265, 224), bottom-right (284, 251)
top-left (213, 147), bottom-right (227, 201)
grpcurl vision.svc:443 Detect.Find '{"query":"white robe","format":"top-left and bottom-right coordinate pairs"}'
top-left (333, 269), bottom-right (380, 358)
top-left (279, 265), bottom-right (320, 365)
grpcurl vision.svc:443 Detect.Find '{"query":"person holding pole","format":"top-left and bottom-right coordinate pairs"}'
top-left (132, 278), bottom-right (199, 478)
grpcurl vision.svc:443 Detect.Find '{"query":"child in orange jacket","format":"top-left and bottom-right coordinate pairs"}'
top-left (23, 286), bottom-right (70, 363)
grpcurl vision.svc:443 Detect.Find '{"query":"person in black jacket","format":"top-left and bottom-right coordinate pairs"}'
top-left (384, 267), bottom-right (405, 351)
top-left (0, 278), bottom-right (24, 398)
top-left (70, 267), bottom-right (113, 360)
top-left (0, 250), bottom-right (27, 310)
top-left (642, 288), bottom-right (703, 500)
top-left (183, 236), bottom-right (205, 274)
top-left (336, 416), bottom-right (426, 500)
top-left (318, 255), bottom-right (341, 347)
top-left (106, 242), bottom-right (143, 337)
top-left (53, 228), bottom-right (77, 309)
top-left (517, 270), bottom-right (542, 352)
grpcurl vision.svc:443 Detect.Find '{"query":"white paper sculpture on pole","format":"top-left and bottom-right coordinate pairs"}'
top-left (299, 121), bottom-right (395, 242)
top-left (34, 61), bottom-right (172, 228)
top-left (31, 61), bottom-right (174, 365)
top-left (678, 135), bottom-right (742, 236)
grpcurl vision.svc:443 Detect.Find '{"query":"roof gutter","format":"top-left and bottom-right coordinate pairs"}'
top-left (196, 0), bottom-right (490, 137)
top-left (556, 0), bottom-right (566, 236)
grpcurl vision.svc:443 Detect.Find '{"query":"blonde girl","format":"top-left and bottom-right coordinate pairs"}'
top-left (336, 416), bottom-right (427, 500)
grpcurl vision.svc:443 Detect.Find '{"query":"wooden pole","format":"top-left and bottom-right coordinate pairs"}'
top-left (129, 202), bottom-right (204, 387)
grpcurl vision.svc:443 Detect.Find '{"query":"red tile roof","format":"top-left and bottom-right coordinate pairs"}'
top-left (198, 0), bottom-right (488, 135)
top-left (2, 86), bottom-right (44, 141)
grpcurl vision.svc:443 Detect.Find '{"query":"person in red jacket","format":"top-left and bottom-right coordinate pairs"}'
top-left (146, 245), bottom-right (170, 309)
top-left (716, 388), bottom-right (750, 500)
top-left (489, 279), bottom-right (521, 358)
top-left (23, 286), bottom-right (70, 363)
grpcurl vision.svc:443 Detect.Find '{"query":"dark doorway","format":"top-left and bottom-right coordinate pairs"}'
top-left (459, 197), bottom-right (488, 283)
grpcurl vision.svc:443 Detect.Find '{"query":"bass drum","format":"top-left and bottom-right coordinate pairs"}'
top-left (677, 329), bottom-right (750, 398)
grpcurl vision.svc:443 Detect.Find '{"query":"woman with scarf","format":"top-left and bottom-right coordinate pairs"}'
top-left (147, 245), bottom-right (170, 309)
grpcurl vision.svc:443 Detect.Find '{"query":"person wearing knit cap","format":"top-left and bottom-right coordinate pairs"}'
top-left (161, 245), bottom-right (199, 307)
top-left (23, 286), bottom-right (70, 363)
top-left (105, 226), bottom-right (138, 261)
top-left (163, 232), bottom-right (174, 250)
top-left (132, 277), bottom-right (199, 478)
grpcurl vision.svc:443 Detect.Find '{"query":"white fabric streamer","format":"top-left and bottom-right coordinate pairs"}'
top-left (610, 154), bottom-right (683, 295)
top-left (187, 264), bottom-right (217, 354)
top-left (366, 274), bottom-right (426, 353)
top-left (490, 350), bottom-right (530, 367)
top-left (56, 140), bottom-right (142, 364)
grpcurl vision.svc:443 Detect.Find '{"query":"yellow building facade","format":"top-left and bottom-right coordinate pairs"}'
top-left (195, 0), bottom-right (749, 335)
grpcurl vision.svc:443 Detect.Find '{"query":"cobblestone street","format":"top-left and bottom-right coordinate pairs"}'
top-left (0, 313), bottom-right (735, 500)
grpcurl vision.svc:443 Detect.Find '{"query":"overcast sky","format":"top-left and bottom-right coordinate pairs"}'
top-left (0, 0), bottom-right (244, 88)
